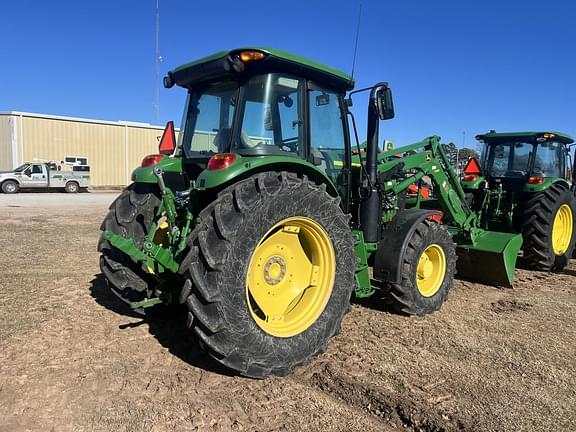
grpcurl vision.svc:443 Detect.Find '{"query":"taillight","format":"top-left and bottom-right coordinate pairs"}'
top-left (207, 153), bottom-right (237, 170)
top-left (528, 176), bottom-right (545, 184)
top-left (427, 212), bottom-right (444, 223)
top-left (141, 154), bottom-right (164, 167)
top-left (463, 174), bottom-right (478, 182)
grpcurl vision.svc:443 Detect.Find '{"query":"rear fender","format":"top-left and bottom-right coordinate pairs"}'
top-left (196, 157), bottom-right (339, 197)
top-left (524, 178), bottom-right (570, 193)
top-left (373, 209), bottom-right (442, 284)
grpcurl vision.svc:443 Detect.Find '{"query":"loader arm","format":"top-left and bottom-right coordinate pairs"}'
top-left (361, 135), bottom-right (523, 287)
top-left (373, 136), bottom-right (476, 233)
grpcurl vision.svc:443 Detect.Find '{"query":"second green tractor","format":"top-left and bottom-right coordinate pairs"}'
top-left (462, 131), bottom-right (575, 272)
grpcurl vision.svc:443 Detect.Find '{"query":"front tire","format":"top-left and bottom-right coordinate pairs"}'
top-left (2, 180), bottom-right (19, 194)
top-left (98, 184), bottom-right (161, 303)
top-left (522, 184), bottom-right (576, 271)
top-left (179, 172), bottom-right (355, 378)
top-left (388, 220), bottom-right (456, 316)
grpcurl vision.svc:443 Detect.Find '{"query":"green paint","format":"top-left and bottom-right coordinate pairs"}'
top-left (101, 230), bottom-right (179, 274)
top-left (523, 178), bottom-right (569, 193)
top-left (102, 230), bottom-right (151, 264)
top-left (142, 240), bottom-right (179, 273)
top-left (456, 230), bottom-right (523, 287)
top-left (130, 297), bottom-right (163, 310)
top-left (461, 176), bottom-right (485, 189)
top-left (353, 230), bottom-right (375, 298)
top-left (477, 130), bottom-right (574, 144)
top-left (131, 157), bottom-right (183, 183)
top-left (196, 154), bottom-right (338, 196)
top-left (170, 47), bottom-right (354, 90)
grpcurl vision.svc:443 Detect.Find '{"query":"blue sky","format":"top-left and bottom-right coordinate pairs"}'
top-left (1, 0), bottom-right (574, 150)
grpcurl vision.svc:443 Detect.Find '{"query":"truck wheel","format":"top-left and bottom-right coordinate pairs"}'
top-left (179, 172), bottom-right (355, 378)
top-left (522, 183), bottom-right (576, 271)
top-left (64, 181), bottom-right (79, 193)
top-left (388, 220), bottom-right (456, 316)
top-left (1, 180), bottom-right (19, 194)
top-left (98, 184), bottom-right (161, 304)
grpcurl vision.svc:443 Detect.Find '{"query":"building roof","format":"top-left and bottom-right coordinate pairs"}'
top-left (0, 111), bottom-right (167, 130)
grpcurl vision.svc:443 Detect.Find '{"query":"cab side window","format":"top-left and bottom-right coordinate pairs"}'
top-left (309, 87), bottom-right (346, 184)
top-left (31, 165), bottom-right (43, 174)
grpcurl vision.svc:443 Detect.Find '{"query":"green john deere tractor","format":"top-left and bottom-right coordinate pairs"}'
top-left (461, 131), bottom-right (576, 271)
top-left (98, 48), bottom-right (524, 377)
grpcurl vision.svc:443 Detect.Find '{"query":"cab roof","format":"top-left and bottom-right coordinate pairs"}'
top-left (165, 47), bottom-right (355, 92)
top-left (477, 131), bottom-right (574, 145)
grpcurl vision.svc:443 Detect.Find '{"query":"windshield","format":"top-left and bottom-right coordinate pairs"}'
top-left (181, 73), bottom-right (304, 157)
top-left (13, 164), bottom-right (29, 172)
top-left (485, 142), bottom-right (534, 177)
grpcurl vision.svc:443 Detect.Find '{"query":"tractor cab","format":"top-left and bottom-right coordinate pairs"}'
top-left (166, 49), bottom-right (353, 185)
top-left (475, 131), bottom-right (574, 191)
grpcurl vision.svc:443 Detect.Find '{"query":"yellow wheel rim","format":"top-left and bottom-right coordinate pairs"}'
top-left (416, 244), bottom-right (446, 297)
top-left (246, 217), bottom-right (336, 338)
top-left (552, 204), bottom-right (573, 255)
top-left (153, 217), bottom-right (170, 247)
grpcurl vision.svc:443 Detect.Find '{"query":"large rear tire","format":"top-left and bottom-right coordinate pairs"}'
top-left (179, 172), bottom-right (355, 378)
top-left (522, 184), bottom-right (576, 271)
top-left (98, 184), bottom-right (161, 304)
top-left (388, 220), bottom-right (456, 316)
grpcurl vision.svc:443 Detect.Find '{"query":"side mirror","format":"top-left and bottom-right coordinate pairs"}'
top-left (375, 86), bottom-right (395, 120)
top-left (24, 168), bottom-right (31, 177)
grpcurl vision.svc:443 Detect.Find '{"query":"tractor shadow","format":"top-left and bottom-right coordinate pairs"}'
top-left (89, 274), bottom-right (233, 377)
top-left (351, 279), bottom-right (405, 315)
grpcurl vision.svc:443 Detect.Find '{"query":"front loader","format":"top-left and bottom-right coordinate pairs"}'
top-left (98, 48), bottom-right (522, 378)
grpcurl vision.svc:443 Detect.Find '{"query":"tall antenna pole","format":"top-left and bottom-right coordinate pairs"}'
top-left (154, 0), bottom-right (161, 125)
top-left (350, 3), bottom-right (363, 80)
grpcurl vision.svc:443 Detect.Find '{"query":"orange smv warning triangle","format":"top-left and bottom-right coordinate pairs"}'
top-left (159, 121), bottom-right (176, 155)
top-left (463, 157), bottom-right (482, 175)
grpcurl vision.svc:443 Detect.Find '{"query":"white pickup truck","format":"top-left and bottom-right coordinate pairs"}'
top-left (0, 160), bottom-right (90, 194)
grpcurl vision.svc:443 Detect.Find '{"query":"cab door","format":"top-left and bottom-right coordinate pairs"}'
top-left (307, 82), bottom-right (350, 211)
top-left (27, 164), bottom-right (48, 187)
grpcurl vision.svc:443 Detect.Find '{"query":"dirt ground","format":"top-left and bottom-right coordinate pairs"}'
top-left (0, 193), bottom-right (575, 432)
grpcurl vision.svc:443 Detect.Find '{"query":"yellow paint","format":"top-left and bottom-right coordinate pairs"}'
top-left (552, 204), bottom-right (573, 255)
top-left (246, 217), bottom-right (336, 337)
top-left (416, 244), bottom-right (446, 297)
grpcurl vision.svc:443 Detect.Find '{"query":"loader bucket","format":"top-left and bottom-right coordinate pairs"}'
top-left (456, 231), bottom-right (523, 288)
